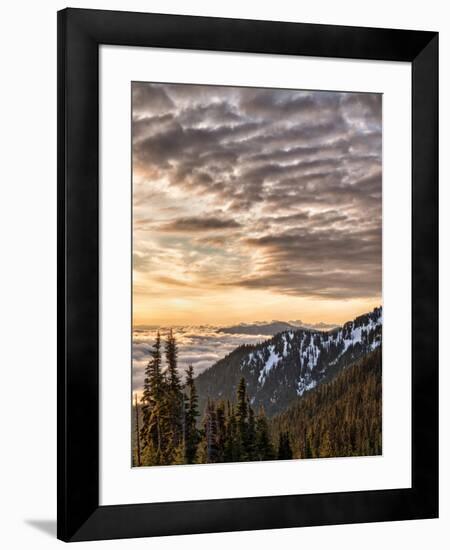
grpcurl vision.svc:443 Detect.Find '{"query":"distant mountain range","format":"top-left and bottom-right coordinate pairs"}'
top-left (195, 307), bottom-right (382, 416)
top-left (218, 319), bottom-right (338, 336)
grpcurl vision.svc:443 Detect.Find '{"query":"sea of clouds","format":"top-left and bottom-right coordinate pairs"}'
top-left (132, 326), bottom-right (268, 393)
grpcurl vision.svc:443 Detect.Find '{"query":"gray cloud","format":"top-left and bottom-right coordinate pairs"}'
top-left (132, 83), bottom-right (174, 115)
top-left (156, 216), bottom-right (241, 233)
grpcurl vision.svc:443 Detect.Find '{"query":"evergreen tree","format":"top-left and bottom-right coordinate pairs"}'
top-left (165, 329), bottom-right (183, 458)
top-left (285, 432), bottom-right (293, 459)
top-left (319, 430), bottom-right (332, 458)
top-left (255, 407), bottom-right (274, 460)
top-left (246, 400), bottom-right (256, 460)
top-left (277, 432), bottom-right (284, 459)
top-left (215, 401), bottom-right (227, 462)
top-left (278, 431), bottom-right (293, 460)
top-left (140, 331), bottom-right (167, 464)
top-left (304, 429), bottom-right (314, 459)
top-left (184, 365), bottom-right (200, 464)
top-left (134, 393), bottom-right (141, 467)
top-left (224, 402), bottom-right (239, 462)
top-left (166, 329), bottom-right (181, 393)
top-left (236, 377), bottom-right (248, 458)
top-left (199, 399), bottom-right (219, 463)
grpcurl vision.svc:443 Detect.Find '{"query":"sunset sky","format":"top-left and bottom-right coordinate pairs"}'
top-left (132, 82), bottom-right (382, 327)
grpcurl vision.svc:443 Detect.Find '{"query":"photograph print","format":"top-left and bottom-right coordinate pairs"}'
top-left (131, 82), bottom-right (382, 468)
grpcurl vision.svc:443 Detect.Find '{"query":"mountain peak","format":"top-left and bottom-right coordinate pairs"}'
top-left (195, 307), bottom-right (382, 416)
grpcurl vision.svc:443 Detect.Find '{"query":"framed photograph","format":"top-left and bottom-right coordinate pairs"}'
top-left (57, 8), bottom-right (438, 542)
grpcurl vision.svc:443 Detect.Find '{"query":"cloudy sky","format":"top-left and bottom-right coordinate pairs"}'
top-left (132, 82), bottom-right (382, 327)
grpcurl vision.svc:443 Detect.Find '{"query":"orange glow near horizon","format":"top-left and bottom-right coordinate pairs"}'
top-left (132, 285), bottom-right (381, 327)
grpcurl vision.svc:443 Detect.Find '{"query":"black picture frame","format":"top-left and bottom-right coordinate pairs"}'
top-left (57, 8), bottom-right (438, 542)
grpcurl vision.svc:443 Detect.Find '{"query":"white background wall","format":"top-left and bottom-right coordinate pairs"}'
top-left (0, 1), bottom-right (447, 548)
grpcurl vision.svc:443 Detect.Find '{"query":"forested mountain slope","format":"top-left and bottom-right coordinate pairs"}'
top-left (270, 348), bottom-right (382, 458)
top-left (195, 308), bottom-right (382, 416)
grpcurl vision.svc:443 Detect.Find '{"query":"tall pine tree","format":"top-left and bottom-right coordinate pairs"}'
top-left (140, 331), bottom-right (168, 465)
top-left (166, 329), bottom-right (181, 393)
top-left (184, 365), bottom-right (200, 464)
top-left (246, 399), bottom-right (256, 460)
top-left (133, 393), bottom-right (141, 466)
top-left (199, 399), bottom-right (219, 463)
top-left (236, 377), bottom-right (248, 459)
top-left (165, 329), bottom-right (183, 459)
top-left (277, 431), bottom-right (293, 460)
top-left (255, 407), bottom-right (274, 460)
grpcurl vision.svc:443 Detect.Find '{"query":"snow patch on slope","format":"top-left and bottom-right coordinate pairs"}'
top-left (282, 335), bottom-right (289, 357)
top-left (301, 335), bottom-right (321, 370)
top-left (297, 378), bottom-right (317, 396)
top-left (258, 345), bottom-right (282, 386)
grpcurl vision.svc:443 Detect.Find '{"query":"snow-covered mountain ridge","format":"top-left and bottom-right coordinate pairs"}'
top-left (195, 307), bottom-right (382, 416)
